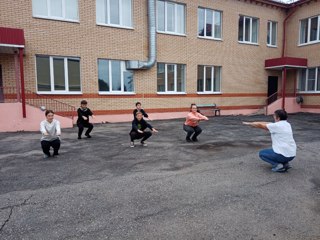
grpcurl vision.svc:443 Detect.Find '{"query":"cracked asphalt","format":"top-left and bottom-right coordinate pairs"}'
top-left (0, 113), bottom-right (320, 240)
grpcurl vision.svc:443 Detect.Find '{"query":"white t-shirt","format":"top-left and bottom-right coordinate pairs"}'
top-left (266, 120), bottom-right (296, 157)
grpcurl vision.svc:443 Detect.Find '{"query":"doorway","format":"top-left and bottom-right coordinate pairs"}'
top-left (267, 76), bottom-right (278, 105)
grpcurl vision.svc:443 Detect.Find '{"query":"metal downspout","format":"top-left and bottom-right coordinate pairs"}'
top-left (126, 0), bottom-right (156, 70)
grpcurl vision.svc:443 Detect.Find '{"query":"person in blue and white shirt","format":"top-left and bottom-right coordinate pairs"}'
top-left (243, 109), bottom-right (296, 172)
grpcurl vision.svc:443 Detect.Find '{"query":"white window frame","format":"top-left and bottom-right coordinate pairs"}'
top-left (156, 0), bottom-right (186, 36)
top-left (298, 67), bottom-right (320, 93)
top-left (32, 0), bottom-right (79, 22)
top-left (197, 65), bottom-right (221, 94)
top-left (238, 15), bottom-right (259, 45)
top-left (267, 21), bottom-right (277, 47)
top-left (299, 15), bottom-right (320, 46)
top-left (36, 56), bottom-right (82, 94)
top-left (96, 0), bottom-right (133, 29)
top-left (98, 60), bottom-right (135, 95)
top-left (198, 7), bottom-right (222, 40)
top-left (157, 63), bottom-right (186, 94)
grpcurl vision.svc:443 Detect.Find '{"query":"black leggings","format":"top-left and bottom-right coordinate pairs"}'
top-left (41, 139), bottom-right (60, 156)
top-left (183, 124), bottom-right (202, 139)
top-left (77, 122), bottom-right (94, 137)
top-left (129, 131), bottom-right (152, 142)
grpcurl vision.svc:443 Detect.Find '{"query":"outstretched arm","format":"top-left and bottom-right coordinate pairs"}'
top-left (242, 121), bottom-right (270, 131)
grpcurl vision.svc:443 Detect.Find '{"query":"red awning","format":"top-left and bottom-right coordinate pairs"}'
top-left (265, 57), bottom-right (308, 70)
top-left (0, 27), bottom-right (25, 54)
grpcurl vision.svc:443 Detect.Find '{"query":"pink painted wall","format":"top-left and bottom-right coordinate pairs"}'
top-left (266, 97), bottom-right (302, 115)
top-left (0, 103), bottom-right (73, 132)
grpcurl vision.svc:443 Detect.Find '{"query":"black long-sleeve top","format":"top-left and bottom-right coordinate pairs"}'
top-left (77, 108), bottom-right (93, 124)
top-left (130, 118), bottom-right (153, 133)
top-left (133, 109), bottom-right (149, 119)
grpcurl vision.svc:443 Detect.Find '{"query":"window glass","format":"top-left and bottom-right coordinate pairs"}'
top-left (123, 62), bottom-right (134, 92)
top-left (300, 19), bottom-right (308, 44)
top-left (177, 64), bottom-right (185, 92)
top-left (53, 58), bottom-right (65, 91)
top-left (68, 59), bottom-right (81, 91)
top-left (122, 0), bottom-right (132, 27)
top-left (317, 68), bottom-right (320, 91)
top-left (111, 60), bottom-right (121, 91)
top-left (96, 0), bottom-right (106, 23)
top-left (110, 0), bottom-right (120, 25)
top-left (50, 0), bottom-right (63, 18)
top-left (214, 11), bottom-right (222, 38)
top-left (176, 4), bottom-right (185, 34)
top-left (238, 16), bottom-right (244, 41)
top-left (33, 0), bottom-right (48, 16)
top-left (157, 63), bottom-right (165, 92)
top-left (167, 2), bottom-right (175, 32)
top-left (197, 65), bottom-right (204, 92)
top-left (310, 17), bottom-right (318, 41)
top-left (267, 22), bottom-right (271, 44)
top-left (252, 18), bottom-right (258, 43)
top-left (206, 10), bottom-right (213, 37)
top-left (98, 59), bottom-right (109, 91)
top-left (157, 0), bottom-right (165, 31)
top-left (198, 8), bottom-right (205, 36)
top-left (36, 56), bottom-right (51, 91)
top-left (65, 0), bottom-right (79, 20)
top-left (167, 64), bottom-right (175, 91)
top-left (205, 67), bottom-right (212, 91)
top-left (214, 66), bottom-right (221, 92)
top-left (307, 68), bottom-right (316, 91)
top-left (244, 17), bottom-right (250, 42)
top-left (271, 22), bottom-right (277, 45)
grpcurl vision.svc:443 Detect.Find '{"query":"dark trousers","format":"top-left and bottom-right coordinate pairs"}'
top-left (130, 131), bottom-right (152, 142)
top-left (77, 122), bottom-right (93, 137)
top-left (183, 124), bottom-right (202, 139)
top-left (41, 139), bottom-right (60, 156)
top-left (259, 149), bottom-right (295, 168)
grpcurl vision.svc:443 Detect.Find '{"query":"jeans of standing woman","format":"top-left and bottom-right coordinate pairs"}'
top-left (130, 131), bottom-right (152, 142)
top-left (41, 139), bottom-right (61, 156)
top-left (77, 122), bottom-right (94, 137)
top-left (183, 124), bottom-right (202, 139)
top-left (259, 148), bottom-right (295, 167)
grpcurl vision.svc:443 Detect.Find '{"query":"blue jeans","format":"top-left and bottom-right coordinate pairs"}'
top-left (259, 149), bottom-right (295, 167)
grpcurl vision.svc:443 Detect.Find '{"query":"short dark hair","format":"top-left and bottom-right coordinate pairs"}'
top-left (136, 102), bottom-right (141, 106)
top-left (81, 100), bottom-right (87, 105)
top-left (45, 110), bottom-right (54, 116)
top-left (190, 103), bottom-right (197, 111)
top-left (136, 111), bottom-right (143, 116)
top-left (274, 109), bottom-right (288, 120)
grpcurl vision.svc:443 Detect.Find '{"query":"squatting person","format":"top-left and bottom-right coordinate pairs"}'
top-left (77, 100), bottom-right (94, 139)
top-left (243, 109), bottom-right (296, 172)
top-left (40, 110), bottom-right (61, 158)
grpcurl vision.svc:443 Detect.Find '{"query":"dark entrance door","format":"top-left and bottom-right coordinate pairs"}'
top-left (0, 65), bottom-right (3, 103)
top-left (267, 76), bottom-right (278, 104)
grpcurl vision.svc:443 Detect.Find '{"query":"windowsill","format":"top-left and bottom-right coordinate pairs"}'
top-left (198, 36), bottom-right (223, 42)
top-left (197, 92), bottom-right (222, 95)
top-left (98, 92), bottom-right (136, 95)
top-left (267, 44), bottom-right (277, 48)
top-left (96, 23), bottom-right (134, 30)
top-left (298, 91), bottom-right (320, 94)
top-left (298, 40), bottom-right (320, 47)
top-left (157, 92), bottom-right (186, 95)
top-left (157, 31), bottom-right (186, 37)
top-left (33, 16), bottom-right (79, 24)
top-left (238, 41), bottom-right (259, 46)
top-left (37, 91), bottom-right (82, 95)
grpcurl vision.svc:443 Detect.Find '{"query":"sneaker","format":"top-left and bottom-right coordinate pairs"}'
top-left (85, 134), bottom-right (92, 138)
top-left (52, 153), bottom-right (59, 158)
top-left (283, 162), bottom-right (292, 170)
top-left (141, 141), bottom-right (148, 146)
top-left (43, 154), bottom-right (50, 159)
top-left (271, 163), bottom-right (286, 172)
top-left (186, 137), bottom-right (192, 142)
top-left (130, 142), bottom-right (135, 148)
top-left (192, 137), bottom-right (198, 142)
top-left (78, 136), bottom-right (82, 139)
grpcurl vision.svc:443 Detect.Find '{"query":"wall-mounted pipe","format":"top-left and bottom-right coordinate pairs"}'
top-left (126, 0), bottom-right (156, 70)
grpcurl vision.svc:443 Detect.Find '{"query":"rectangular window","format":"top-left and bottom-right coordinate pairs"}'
top-left (197, 65), bottom-right (221, 93)
top-left (98, 59), bottom-right (134, 93)
top-left (238, 15), bottom-right (259, 44)
top-left (267, 21), bottom-right (277, 46)
top-left (36, 56), bottom-right (81, 93)
top-left (198, 7), bottom-right (222, 39)
top-left (96, 0), bottom-right (132, 28)
top-left (157, 63), bottom-right (186, 93)
top-left (298, 67), bottom-right (320, 92)
top-left (157, 0), bottom-right (186, 35)
top-left (299, 15), bottom-right (320, 44)
top-left (32, 0), bottom-right (79, 21)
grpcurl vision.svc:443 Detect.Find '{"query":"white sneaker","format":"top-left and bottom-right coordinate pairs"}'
top-left (141, 141), bottom-right (148, 146)
top-left (130, 142), bottom-right (135, 148)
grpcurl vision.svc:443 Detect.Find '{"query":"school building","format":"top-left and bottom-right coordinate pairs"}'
top-left (0, 0), bottom-right (319, 131)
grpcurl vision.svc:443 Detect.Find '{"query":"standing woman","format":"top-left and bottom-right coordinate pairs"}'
top-left (40, 110), bottom-right (61, 158)
top-left (183, 104), bottom-right (209, 142)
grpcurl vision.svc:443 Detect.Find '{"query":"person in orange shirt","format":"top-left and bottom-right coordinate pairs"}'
top-left (183, 104), bottom-right (209, 142)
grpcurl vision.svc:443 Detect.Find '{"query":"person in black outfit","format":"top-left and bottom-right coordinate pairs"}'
top-left (130, 112), bottom-right (158, 147)
top-left (133, 102), bottom-right (150, 120)
top-left (77, 100), bottom-right (94, 139)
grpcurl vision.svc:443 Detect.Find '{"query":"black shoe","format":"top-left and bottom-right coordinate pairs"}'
top-left (78, 136), bottom-right (82, 139)
top-left (53, 153), bottom-right (59, 158)
top-left (283, 162), bottom-right (292, 170)
top-left (85, 134), bottom-right (92, 138)
top-left (186, 137), bottom-right (192, 142)
top-left (192, 137), bottom-right (198, 142)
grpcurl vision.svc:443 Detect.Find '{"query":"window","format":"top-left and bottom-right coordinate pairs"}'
top-left (198, 8), bottom-right (222, 39)
top-left (98, 59), bottom-right (134, 93)
top-left (299, 16), bottom-right (320, 45)
top-left (267, 21), bottom-right (277, 46)
top-left (96, 0), bottom-right (132, 28)
top-left (197, 65), bottom-right (221, 93)
top-left (157, 63), bottom-right (185, 93)
top-left (298, 67), bottom-right (320, 92)
top-left (157, 0), bottom-right (185, 35)
top-left (36, 56), bottom-right (81, 93)
top-left (32, 0), bottom-right (79, 21)
top-left (238, 15), bottom-right (259, 44)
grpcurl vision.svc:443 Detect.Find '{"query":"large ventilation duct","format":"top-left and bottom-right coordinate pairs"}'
top-left (126, 0), bottom-right (156, 70)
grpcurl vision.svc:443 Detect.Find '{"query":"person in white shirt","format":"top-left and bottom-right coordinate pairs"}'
top-left (243, 109), bottom-right (296, 172)
top-left (40, 110), bottom-right (61, 159)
